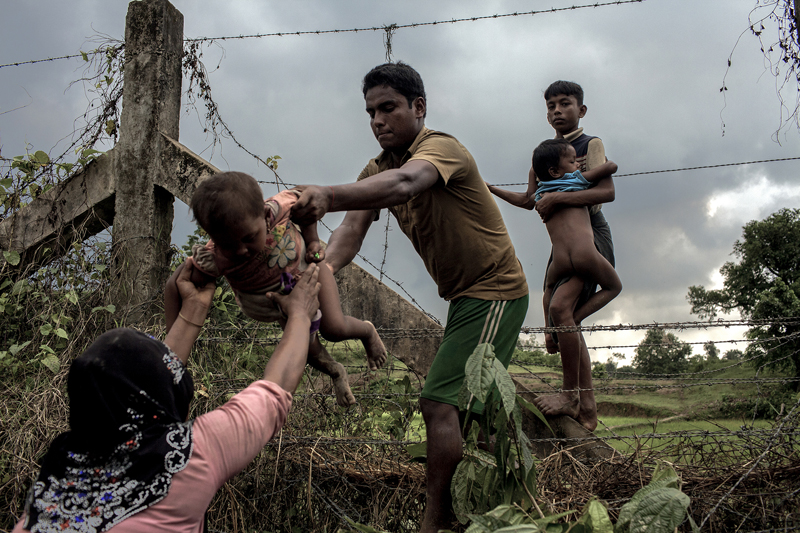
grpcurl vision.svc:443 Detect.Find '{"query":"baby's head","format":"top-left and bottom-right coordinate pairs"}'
top-left (191, 171), bottom-right (267, 261)
top-left (532, 138), bottom-right (578, 181)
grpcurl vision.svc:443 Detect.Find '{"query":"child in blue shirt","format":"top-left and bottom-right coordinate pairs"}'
top-left (533, 138), bottom-right (621, 322)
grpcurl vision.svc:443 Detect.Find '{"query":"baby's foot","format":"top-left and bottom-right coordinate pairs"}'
top-left (330, 362), bottom-right (356, 407)
top-left (363, 321), bottom-right (387, 370)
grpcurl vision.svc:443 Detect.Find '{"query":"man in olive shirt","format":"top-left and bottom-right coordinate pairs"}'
top-left (293, 62), bottom-right (528, 533)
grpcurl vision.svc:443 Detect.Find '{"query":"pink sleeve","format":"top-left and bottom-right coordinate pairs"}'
top-left (194, 380), bottom-right (292, 485)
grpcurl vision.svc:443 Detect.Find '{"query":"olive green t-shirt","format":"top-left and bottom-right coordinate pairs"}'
top-left (357, 127), bottom-right (528, 302)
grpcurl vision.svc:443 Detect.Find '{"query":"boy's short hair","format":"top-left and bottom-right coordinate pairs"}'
top-left (362, 62), bottom-right (426, 109)
top-left (191, 171), bottom-right (264, 234)
top-left (544, 80), bottom-right (584, 105)
top-left (533, 138), bottom-right (572, 181)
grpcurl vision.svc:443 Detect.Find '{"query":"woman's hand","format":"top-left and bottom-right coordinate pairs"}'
top-left (267, 263), bottom-right (321, 322)
top-left (164, 259), bottom-right (215, 363)
top-left (262, 264), bottom-right (322, 390)
top-left (175, 258), bottom-right (215, 320)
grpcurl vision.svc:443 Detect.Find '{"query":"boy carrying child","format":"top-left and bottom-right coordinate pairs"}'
top-left (488, 81), bottom-right (618, 430)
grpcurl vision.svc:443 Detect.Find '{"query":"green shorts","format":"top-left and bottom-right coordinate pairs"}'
top-left (421, 294), bottom-right (529, 413)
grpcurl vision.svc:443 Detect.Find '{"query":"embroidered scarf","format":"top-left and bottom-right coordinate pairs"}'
top-left (23, 328), bottom-right (194, 532)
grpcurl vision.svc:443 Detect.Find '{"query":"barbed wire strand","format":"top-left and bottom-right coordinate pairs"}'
top-left (489, 156), bottom-right (800, 187)
top-left (0, 1), bottom-right (643, 70)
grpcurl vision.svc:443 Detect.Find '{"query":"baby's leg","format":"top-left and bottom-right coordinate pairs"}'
top-left (307, 333), bottom-right (356, 407)
top-left (316, 264), bottom-right (387, 370)
top-left (567, 244), bottom-right (621, 324)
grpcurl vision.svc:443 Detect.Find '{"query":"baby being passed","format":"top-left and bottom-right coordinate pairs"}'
top-left (166, 171), bottom-right (386, 406)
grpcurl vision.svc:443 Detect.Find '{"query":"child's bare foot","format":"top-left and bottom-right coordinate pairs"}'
top-left (576, 397), bottom-right (598, 432)
top-left (363, 321), bottom-right (387, 370)
top-left (330, 361), bottom-right (356, 407)
top-left (533, 390), bottom-right (580, 419)
top-left (544, 333), bottom-right (559, 354)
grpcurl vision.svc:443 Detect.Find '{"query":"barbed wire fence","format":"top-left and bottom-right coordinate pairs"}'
top-left (2, 2), bottom-right (800, 531)
top-left (183, 313), bottom-right (800, 532)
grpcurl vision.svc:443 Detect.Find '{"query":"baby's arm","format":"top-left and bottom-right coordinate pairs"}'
top-left (580, 160), bottom-right (617, 183)
top-left (485, 166), bottom-right (537, 210)
top-left (165, 258), bottom-right (217, 332)
top-left (301, 221), bottom-right (325, 263)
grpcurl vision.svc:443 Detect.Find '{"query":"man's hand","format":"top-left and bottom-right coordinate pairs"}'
top-left (292, 185), bottom-right (333, 226)
top-left (305, 240), bottom-right (325, 263)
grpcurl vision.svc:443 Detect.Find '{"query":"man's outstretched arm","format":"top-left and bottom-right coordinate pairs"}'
top-left (324, 209), bottom-right (377, 275)
top-left (291, 159), bottom-right (439, 225)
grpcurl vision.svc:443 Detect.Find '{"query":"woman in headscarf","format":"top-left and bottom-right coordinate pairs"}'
top-left (13, 259), bottom-right (322, 533)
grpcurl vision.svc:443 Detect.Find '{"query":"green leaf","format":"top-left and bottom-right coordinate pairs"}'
top-left (80, 51), bottom-right (89, 62)
top-left (9, 341), bottom-right (31, 356)
top-left (458, 379), bottom-right (474, 411)
top-left (573, 499), bottom-right (613, 533)
top-left (465, 342), bottom-right (497, 403)
top-left (55, 328), bottom-right (68, 339)
top-left (66, 290), bottom-right (78, 304)
top-left (40, 354), bottom-right (61, 374)
top-left (628, 487), bottom-right (689, 533)
top-left (405, 441), bottom-right (427, 462)
top-left (492, 357), bottom-right (516, 416)
top-left (517, 395), bottom-right (555, 436)
top-left (3, 250), bottom-right (20, 266)
top-left (0, 178), bottom-right (12, 189)
top-left (616, 464), bottom-right (683, 533)
top-left (40, 323), bottom-right (53, 336)
top-left (32, 150), bottom-right (50, 164)
top-left (12, 279), bottom-right (26, 295)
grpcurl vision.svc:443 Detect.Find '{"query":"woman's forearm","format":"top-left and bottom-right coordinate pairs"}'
top-left (262, 313), bottom-right (312, 391)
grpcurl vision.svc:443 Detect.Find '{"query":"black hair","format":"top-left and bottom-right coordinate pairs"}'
top-left (544, 80), bottom-right (584, 106)
top-left (362, 62), bottom-right (426, 108)
top-left (190, 171), bottom-right (264, 234)
top-left (532, 138), bottom-right (572, 181)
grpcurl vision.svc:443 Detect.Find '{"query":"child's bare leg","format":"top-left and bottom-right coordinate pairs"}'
top-left (569, 248), bottom-right (621, 324)
top-left (307, 334), bottom-right (356, 407)
top-left (534, 277), bottom-right (582, 421)
top-left (316, 264), bottom-right (386, 370)
top-left (542, 272), bottom-right (558, 354)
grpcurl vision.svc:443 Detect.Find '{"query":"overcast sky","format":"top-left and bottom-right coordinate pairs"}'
top-left (2, 0), bottom-right (799, 363)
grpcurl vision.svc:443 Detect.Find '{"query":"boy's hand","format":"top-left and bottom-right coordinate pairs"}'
top-left (267, 263), bottom-right (321, 322)
top-left (305, 240), bottom-right (325, 263)
top-left (534, 192), bottom-right (562, 222)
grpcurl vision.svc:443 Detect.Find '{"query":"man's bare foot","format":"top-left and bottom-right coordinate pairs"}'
top-left (533, 391), bottom-right (580, 419)
top-left (544, 333), bottom-right (559, 354)
top-left (330, 362), bottom-right (356, 407)
top-left (363, 321), bottom-right (387, 370)
top-left (576, 397), bottom-right (598, 432)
